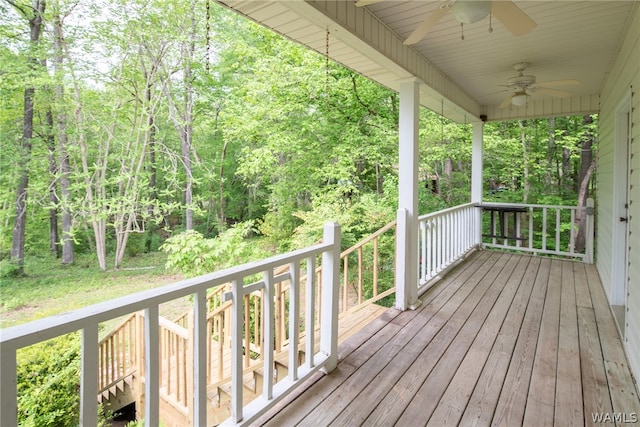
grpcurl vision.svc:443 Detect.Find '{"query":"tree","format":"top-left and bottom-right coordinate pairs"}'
top-left (575, 115), bottom-right (597, 252)
top-left (7, 0), bottom-right (46, 275)
top-left (52, 6), bottom-right (73, 264)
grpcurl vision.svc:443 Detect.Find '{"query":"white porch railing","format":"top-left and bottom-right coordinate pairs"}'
top-left (417, 202), bottom-right (480, 293)
top-left (479, 199), bottom-right (594, 263)
top-left (0, 222), bottom-right (341, 427)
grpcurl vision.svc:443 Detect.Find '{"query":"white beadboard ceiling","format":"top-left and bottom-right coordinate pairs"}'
top-left (216, 1), bottom-right (637, 123)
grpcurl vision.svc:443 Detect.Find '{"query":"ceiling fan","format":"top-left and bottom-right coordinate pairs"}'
top-left (355, 1), bottom-right (537, 45)
top-left (497, 62), bottom-right (580, 108)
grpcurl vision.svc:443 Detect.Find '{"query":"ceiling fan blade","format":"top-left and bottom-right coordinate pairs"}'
top-left (534, 79), bottom-right (580, 87)
top-left (537, 88), bottom-right (572, 98)
top-left (355, 0), bottom-right (384, 6)
top-left (404, 7), bottom-right (450, 45)
top-left (499, 94), bottom-right (513, 109)
top-left (492, 1), bottom-right (537, 36)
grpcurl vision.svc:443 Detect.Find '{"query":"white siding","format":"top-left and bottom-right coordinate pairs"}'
top-left (598, 3), bottom-right (640, 380)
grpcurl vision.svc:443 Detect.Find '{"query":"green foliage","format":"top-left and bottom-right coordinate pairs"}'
top-left (291, 189), bottom-right (395, 250)
top-left (16, 334), bottom-right (80, 427)
top-left (160, 221), bottom-right (263, 277)
top-left (0, 259), bottom-right (22, 278)
top-left (0, 0), bottom-right (595, 276)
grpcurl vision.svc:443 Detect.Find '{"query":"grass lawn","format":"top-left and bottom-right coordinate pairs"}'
top-left (0, 251), bottom-right (189, 330)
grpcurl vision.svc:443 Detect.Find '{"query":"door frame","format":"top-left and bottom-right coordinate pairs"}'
top-left (611, 94), bottom-right (631, 337)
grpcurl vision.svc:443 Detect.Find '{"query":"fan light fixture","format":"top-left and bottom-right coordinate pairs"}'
top-left (511, 92), bottom-right (529, 106)
top-left (451, 1), bottom-right (493, 24)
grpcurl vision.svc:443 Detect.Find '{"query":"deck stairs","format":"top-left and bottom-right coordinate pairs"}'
top-left (97, 220), bottom-right (397, 425)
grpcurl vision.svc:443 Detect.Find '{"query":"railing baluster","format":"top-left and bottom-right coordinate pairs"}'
top-left (343, 256), bottom-right (348, 313)
top-left (569, 209), bottom-right (576, 254)
top-left (529, 207), bottom-right (534, 250)
top-left (436, 216), bottom-right (442, 271)
top-left (373, 237), bottom-right (379, 296)
top-left (306, 256), bottom-right (316, 368)
top-left (428, 219), bottom-right (433, 277)
top-left (263, 269), bottom-right (275, 400)
top-left (244, 295), bottom-right (250, 368)
top-left (420, 220), bottom-right (426, 282)
top-left (555, 208), bottom-right (561, 253)
top-left (289, 261), bottom-right (300, 381)
top-left (357, 247), bottom-right (363, 305)
top-left (542, 207), bottom-right (548, 250)
top-left (516, 211), bottom-right (522, 248)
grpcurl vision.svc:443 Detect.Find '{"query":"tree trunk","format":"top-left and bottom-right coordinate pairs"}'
top-left (575, 115), bottom-right (596, 252)
top-left (182, 13), bottom-right (196, 231)
top-left (11, 0), bottom-right (46, 274)
top-left (218, 139), bottom-right (228, 230)
top-left (163, 5), bottom-right (197, 231)
top-left (545, 117), bottom-right (555, 189)
top-left (61, 21), bottom-right (107, 270)
top-left (519, 120), bottom-right (530, 203)
top-left (46, 110), bottom-right (60, 258)
top-left (53, 13), bottom-right (74, 265)
top-left (145, 72), bottom-right (157, 253)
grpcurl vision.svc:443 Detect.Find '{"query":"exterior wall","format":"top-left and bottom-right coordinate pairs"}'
top-left (597, 3), bottom-right (640, 380)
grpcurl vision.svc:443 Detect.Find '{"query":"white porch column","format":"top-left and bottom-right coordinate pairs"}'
top-left (471, 122), bottom-right (484, 203)
top-left (395, 78), bottom-right (421, 311)
top-left (471, 121), bottom-right (484, 247)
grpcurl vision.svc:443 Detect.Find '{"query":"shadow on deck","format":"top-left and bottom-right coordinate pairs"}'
top-left (253, 250), bottom-right (639, 426)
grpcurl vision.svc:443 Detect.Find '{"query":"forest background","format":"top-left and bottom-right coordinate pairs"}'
top-left (1, 0), bottom-right (595, 278)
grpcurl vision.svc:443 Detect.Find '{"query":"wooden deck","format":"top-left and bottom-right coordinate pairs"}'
top-left (253, 250), bottom-right (640, 427)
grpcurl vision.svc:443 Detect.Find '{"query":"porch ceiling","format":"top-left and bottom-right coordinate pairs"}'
top-left (216, 1), bottom-right (637, 123)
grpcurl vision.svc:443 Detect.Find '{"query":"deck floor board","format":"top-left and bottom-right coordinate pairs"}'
top-left (256, 251), bottom-right (640, 427)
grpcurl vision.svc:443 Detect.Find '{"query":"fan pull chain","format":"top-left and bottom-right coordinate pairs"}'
top-left (488, 12), bottom-right (493, 33)
top-left (325, 28), bottom-right (330, 111)
top-left (205, 0), bottom-right (211, 73)
top-left (460, 22), bottom-right (464, 40)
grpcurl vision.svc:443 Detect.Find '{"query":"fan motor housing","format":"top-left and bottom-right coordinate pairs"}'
top-left (508, 74), bottom-right (536, 89)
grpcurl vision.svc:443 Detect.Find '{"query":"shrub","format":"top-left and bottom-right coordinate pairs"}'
top-left (160, 221), bottom-right (262, 277)
top-left (16, 334), bottom-right (81, 427)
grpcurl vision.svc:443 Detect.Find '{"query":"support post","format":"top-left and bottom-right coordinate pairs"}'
top-left (472, 121), bottom-right (484, 247)
top-left (0, 345), bottom-right (17, 427)
top-left (192, 290), bottom-right (207, 425)
top-left (395, 208), bottom-right (410, 310)
top-left (144, 305), bottom-right (159, 427)
top-left (585, 198), bottom-right (595, 264)
top-left (396, 78), bottom-right (421, 311)
top-left (321, 222), bottom-right (341, 373)
top-left (80, 324), bottom-right (99, 426)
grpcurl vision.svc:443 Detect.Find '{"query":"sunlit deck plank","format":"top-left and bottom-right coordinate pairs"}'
top-left (357, 252), bottom-right (506, 426)
top-left (254, 251), bottom-right (640, 427)
top-left (426, 254), bottom-right (533, 427)
top-left (553, 260), bottom-right (583, 426)
top-left (396, 253), bottom-right (519, 425)
top-left (522, 258), bottom-right (562, 427)
top-left (458, 256), bottom-right (541, 427)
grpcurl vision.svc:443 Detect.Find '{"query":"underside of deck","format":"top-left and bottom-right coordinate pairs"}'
top-left (253, 250), bottom-right (639, 426)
